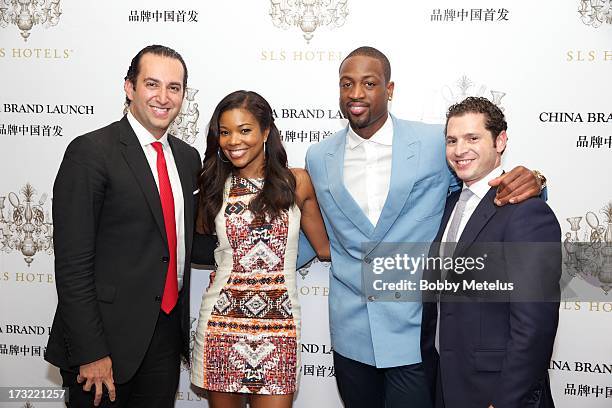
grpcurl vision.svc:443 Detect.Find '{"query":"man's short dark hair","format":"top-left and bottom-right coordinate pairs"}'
top-left (445, 96), bottom-right (507, 139)
top-left (124, 44), bottom-right (188, 109)
top-left (340, 46), bottom-right (391, 83)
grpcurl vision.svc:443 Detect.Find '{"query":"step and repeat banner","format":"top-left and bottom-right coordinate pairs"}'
top-left (1, 1), bottom-right (611, 407)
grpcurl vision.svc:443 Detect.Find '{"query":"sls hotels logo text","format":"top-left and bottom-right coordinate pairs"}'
top-left (269, 0), bottom-right (349, 43)
top-left (0, 0), bottom-right (62, 41)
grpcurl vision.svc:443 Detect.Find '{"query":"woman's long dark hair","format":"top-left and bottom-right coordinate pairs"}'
top-left (196, 90), bottom-right (296, 233)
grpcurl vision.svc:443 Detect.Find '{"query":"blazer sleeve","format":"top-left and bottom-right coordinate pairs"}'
top-left (492, 199), bottom-right (561, 408)
top-left (189, 146), bottom-right (218, 265)
top-left (191, 233), bottom-right (217, 266)
top-left (296, 230), bottom-right (317, 269)
top-left (445, 163), bottom-right (462, 194)
top-left (52, 136), bottom-right (110, 366)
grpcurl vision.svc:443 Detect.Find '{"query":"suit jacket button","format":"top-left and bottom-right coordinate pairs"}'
top-left (395, 292), bottom-right (401, 299)
top-left (367, 295), bottom-right (376, 302)
top-left (155, 296), bottom-right (162, 302)
top-left (162, 256), bottom-right (169, 263)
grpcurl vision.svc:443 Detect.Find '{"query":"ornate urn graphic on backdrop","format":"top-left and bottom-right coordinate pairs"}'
top-left (181, 316), bottom-right (197, 372)
top-left (0, 0), bottom-right (62, 41)
top-left (578, 0), bottom-right (612, 27)
top-left (269, 0), bottom-right (349, 43)
top-left (443, 75), bottom-right (506, 111)
top-left (0, 183), bottom-right (53, 266)
top-left (297, 257), bottom-right (322, 280)
top-left (169, 87), bottom-right (200, 145)
top-left (563, 201), bottom-right (612, 294)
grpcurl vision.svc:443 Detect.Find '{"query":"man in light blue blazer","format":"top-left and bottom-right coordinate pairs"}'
top-left (300, 46), bottom-right (544, 408)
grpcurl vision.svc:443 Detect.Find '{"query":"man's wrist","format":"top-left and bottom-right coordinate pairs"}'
top-left (532, 170), bottom-right (547, 191)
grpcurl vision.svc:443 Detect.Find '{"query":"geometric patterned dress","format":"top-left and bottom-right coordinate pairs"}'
top-left (191, 175), bottom-right (301, 395)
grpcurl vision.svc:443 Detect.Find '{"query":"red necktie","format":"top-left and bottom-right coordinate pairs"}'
top-left (152, 142), bottom-right (178, 314)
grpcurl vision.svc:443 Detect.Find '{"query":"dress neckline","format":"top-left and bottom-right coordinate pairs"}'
top-left (232, 175), bottom-right (264, 191)
top-left (232, 174), bottom-right (264, 180)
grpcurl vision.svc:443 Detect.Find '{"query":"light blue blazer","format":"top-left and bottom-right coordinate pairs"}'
top-left (299, 115), bottom-right (458, 368)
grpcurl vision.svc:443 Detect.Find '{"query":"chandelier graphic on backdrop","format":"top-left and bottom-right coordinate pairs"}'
top-left (578, 0), bottom-right (612, 27)
top-left (0, 0), bottom-right (62, 41)
top-left (269, 0), bottom-right (349, 43)
top-left (564, 202), bottom-right (612, 294)
top-left (443, 75), bottom-right (507, 111)
top-left (0, 183), bottom-right (53, 266)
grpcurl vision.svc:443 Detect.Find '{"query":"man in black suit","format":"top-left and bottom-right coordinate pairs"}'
top-left (421, 97), bottom-right (561, 408)
top-left (45, 45), bottom-right (210, 407)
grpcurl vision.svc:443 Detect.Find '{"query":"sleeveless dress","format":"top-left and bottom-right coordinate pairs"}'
top-left (191, 175), bottom-right (301, 395)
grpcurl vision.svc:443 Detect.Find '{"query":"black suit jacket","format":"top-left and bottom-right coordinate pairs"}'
top-left (45, 117), bottom-right (202, 383)
top-left (422, 187), bottom-right (561, 408)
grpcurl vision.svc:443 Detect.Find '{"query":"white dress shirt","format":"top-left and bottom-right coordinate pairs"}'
top-left (127, 112), bottom-right (186, 290)
top-left (441, 166), bottom-right (503, 244)
top-left (343, 114), bottom-right (393, 226)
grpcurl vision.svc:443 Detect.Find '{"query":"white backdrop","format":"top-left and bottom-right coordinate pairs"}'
top-left (1, 1), bottom-right (611, 407)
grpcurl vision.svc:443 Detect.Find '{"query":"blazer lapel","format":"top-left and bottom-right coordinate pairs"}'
top-left (435, 190), bottom-right (461, 243)
top-left (168, 136), bottom-right (195, 256)
top-left (371, 115), bottom-right (419, 242)
top-left (454, 187), bottom-right (497, 257)
top-left (425, 190), bottom-right (460, 283)
top-left (119, 117), bottom-right (167, 246)
top-left (325, 128), bottom-right (374, 237)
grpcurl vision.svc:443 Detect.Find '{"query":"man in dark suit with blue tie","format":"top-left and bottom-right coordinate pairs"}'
top-left (421, 97), bottom-right (561, 408)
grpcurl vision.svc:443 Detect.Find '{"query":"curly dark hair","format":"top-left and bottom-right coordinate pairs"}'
top-left (445, 96), bottom-right (507, 141)
top-left (196, 90), bottom-right (296, 234)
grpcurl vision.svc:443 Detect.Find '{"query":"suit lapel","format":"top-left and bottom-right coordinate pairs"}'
top-left (324, 129), bottom-right (374, 237)
top-left (435, 190), bottom-right (461, 244)
top-left (426, 190), bottom-right (460, 282)
top-left (119, 117), bottom-right (167, 246)
top-left (454, 187), bottom-right (497, 257)
top-left (371, 116), bottom-right (419, 242)
top-left (168, 136), bottom-right (194, 256)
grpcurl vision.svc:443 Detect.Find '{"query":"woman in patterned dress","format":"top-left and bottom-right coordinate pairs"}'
top-left (191, 90), bottom-right (330, 408)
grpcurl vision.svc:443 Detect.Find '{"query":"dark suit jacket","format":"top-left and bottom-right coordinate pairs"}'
top-left (421, 187), bottom-right (561, 408)
top-left (45, 117), bottom-right (202, 384)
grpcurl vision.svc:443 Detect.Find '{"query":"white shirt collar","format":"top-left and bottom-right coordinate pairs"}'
top-left (463, 165), bottom-right (504, 199)
top-left (347, 113), bottom-right (393, 149)
top-left (126, 110), bottom-right (170, 148)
